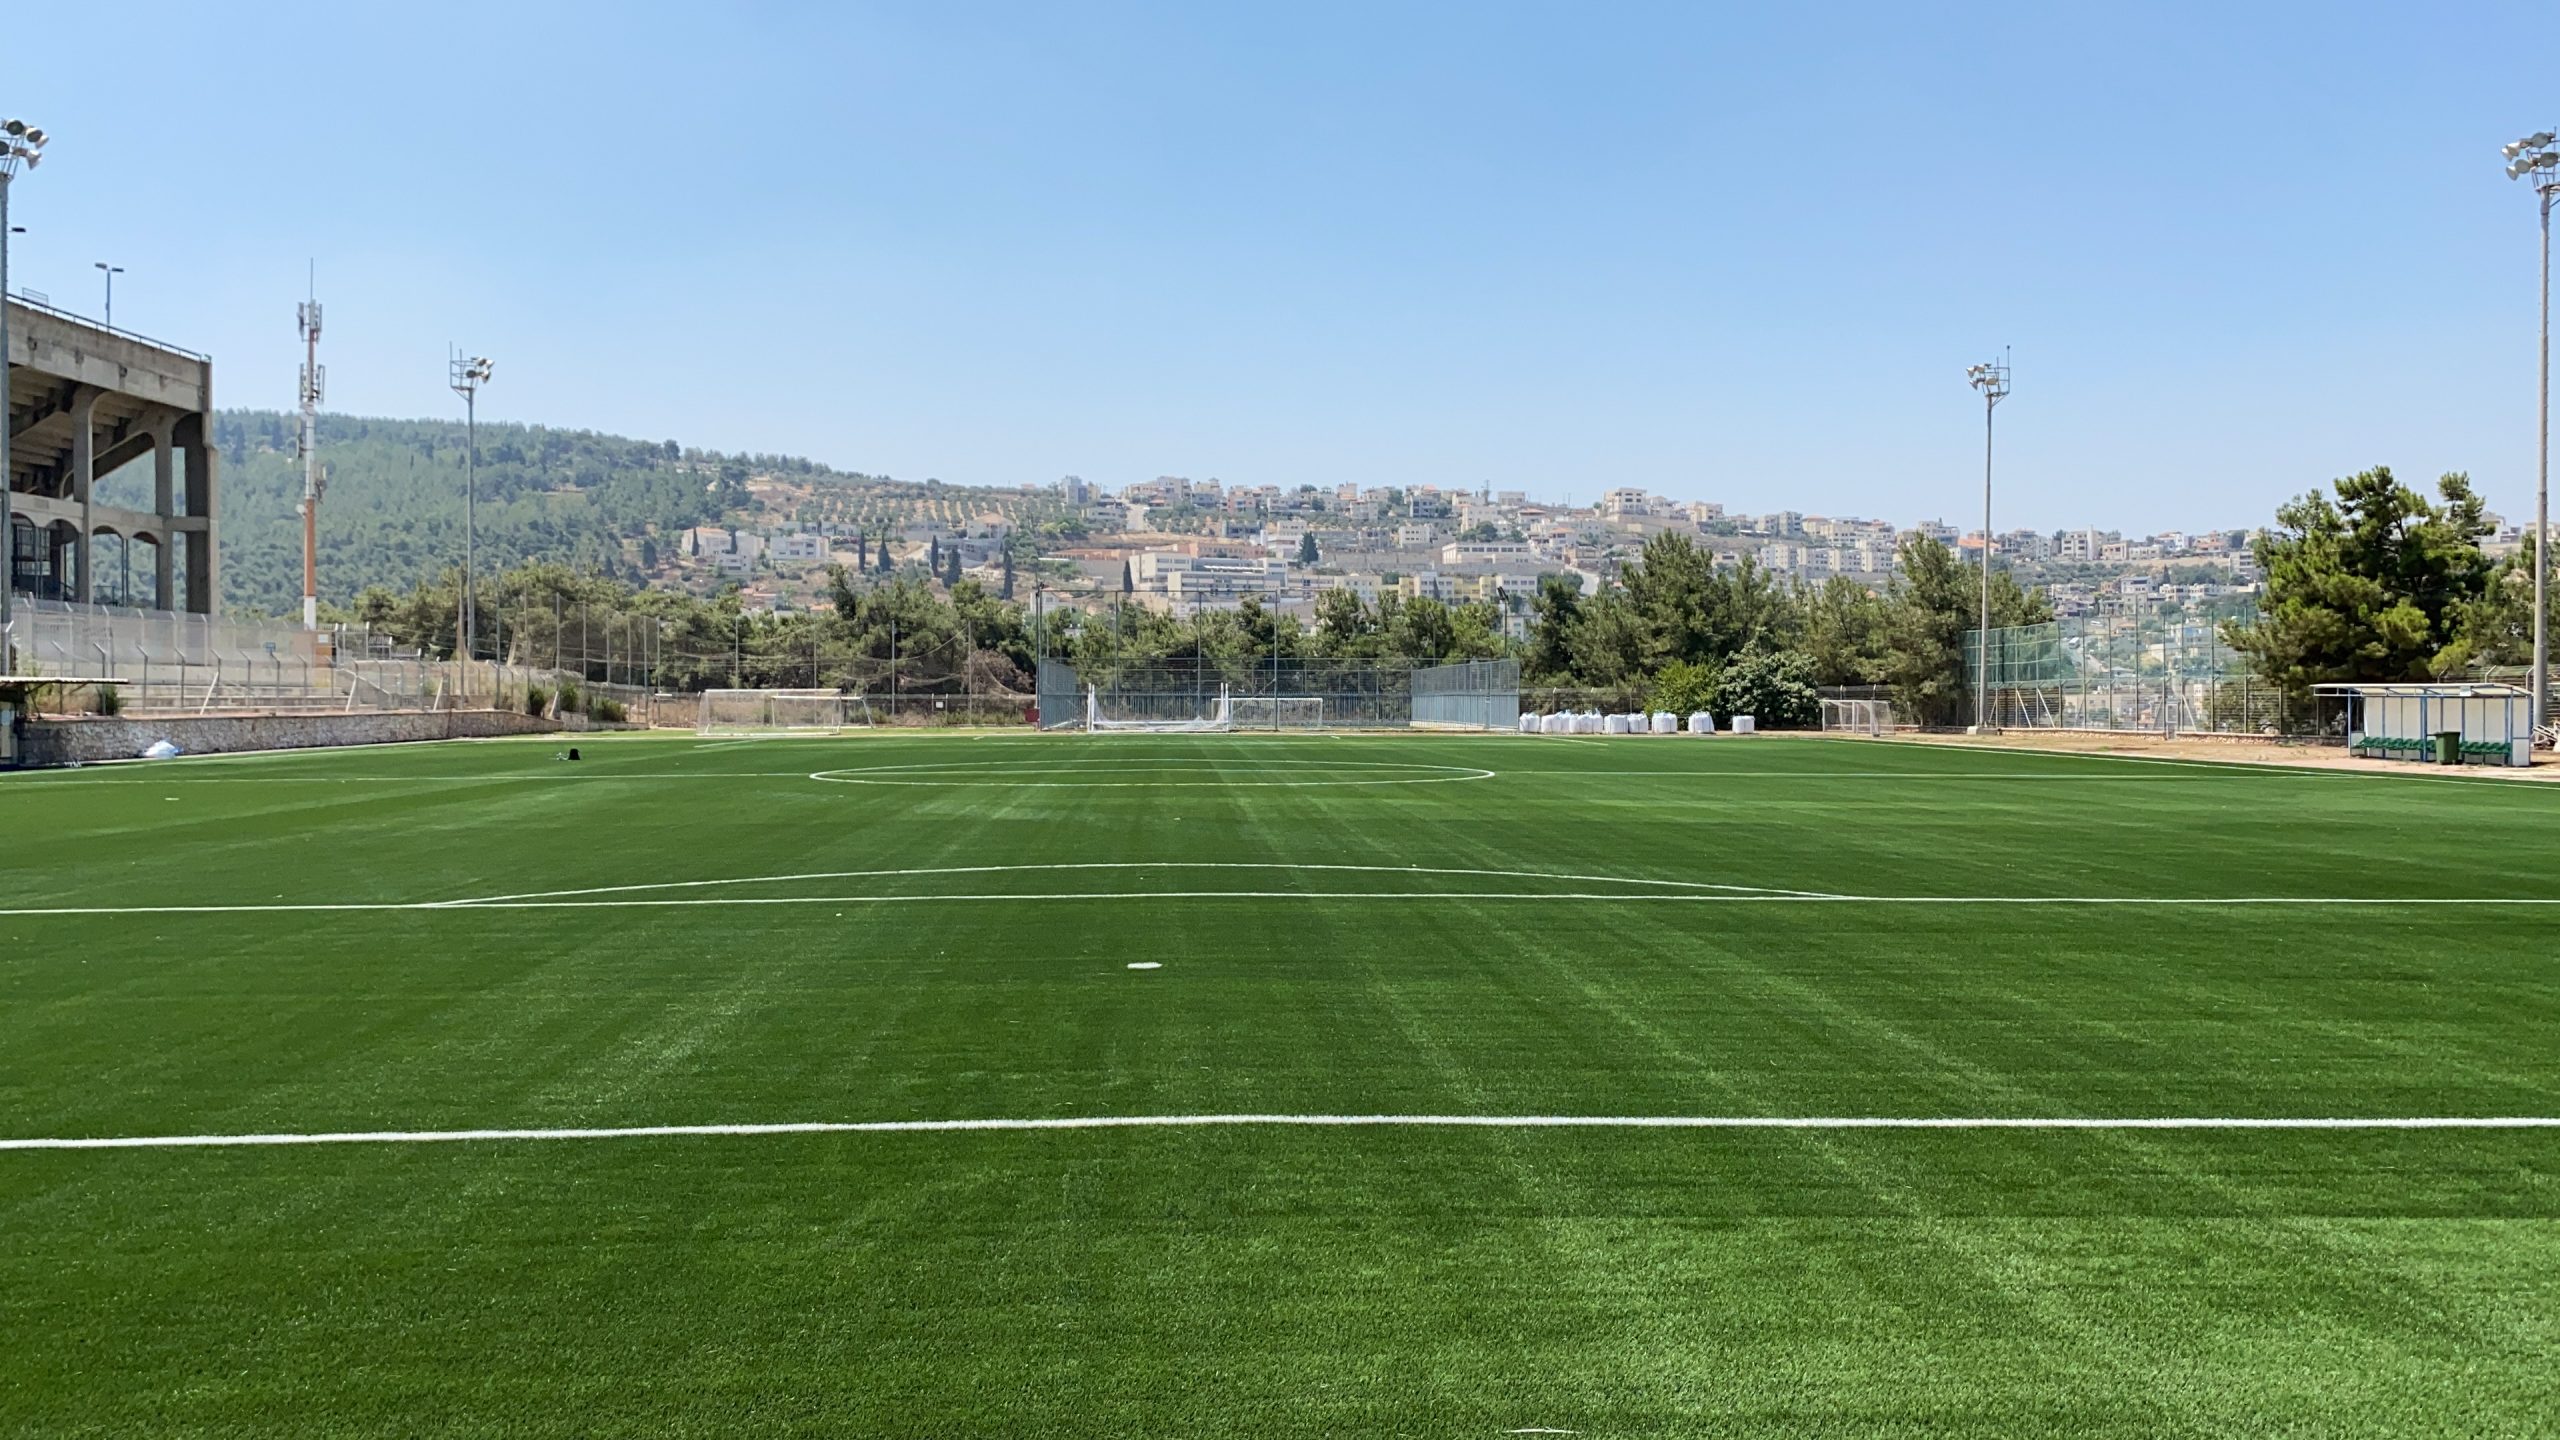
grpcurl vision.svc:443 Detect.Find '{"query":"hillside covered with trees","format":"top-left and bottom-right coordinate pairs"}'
top-left (198, 411), bottom-right (1089, 620)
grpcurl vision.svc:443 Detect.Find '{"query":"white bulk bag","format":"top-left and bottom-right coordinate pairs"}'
top-left (1730, 715), bottom-right (1757, 734)
top-left (1687, 711), bottom-right (1715, 734)
top-left (1650, 711), bottom-right (1676, 734)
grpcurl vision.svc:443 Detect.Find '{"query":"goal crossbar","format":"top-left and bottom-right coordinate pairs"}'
top-left (696, 688), bottom-right (875, 735)
top-left (1084, 684), bottom-right (1234, 733)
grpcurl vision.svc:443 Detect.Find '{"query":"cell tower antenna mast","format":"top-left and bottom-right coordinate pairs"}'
top-left (297, 263), bottom-right (325, 630)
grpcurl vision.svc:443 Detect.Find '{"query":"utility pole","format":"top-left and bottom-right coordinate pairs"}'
top-left (297, 271), bottom-right (325, 629)
top-left (0, 117), bottom-right (52, 643)
top-left (448, 352), bottom-right (494, 660)
top-left (2505, 131), bottom-right (2560, 735)
top-left (1966, 355), bottom-right (2012, 734)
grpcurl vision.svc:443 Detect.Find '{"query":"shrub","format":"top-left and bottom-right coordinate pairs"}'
top-left (92, 684), bottom-right (122, 716)
top-left (523, 685), bottom-right (551, 716)
top-left (1709, 649), bottom-right (1822, 729)
top-left (556, 681), bottom-right (581, 715)
top-left (1646, 659), bottom-right (1717, 716)
top-left (588, 697), bottom-right (627, 724)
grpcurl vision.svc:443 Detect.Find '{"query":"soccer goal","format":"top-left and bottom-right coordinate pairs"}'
top-left (1084, 684), bottom-right (1235, 733)
top-left (1819, 697), bottom-right (1893, 735)
top-left (696, 688), bottom-right (875, 735)
top-left (1230, 695), bottom-right (1326, 730)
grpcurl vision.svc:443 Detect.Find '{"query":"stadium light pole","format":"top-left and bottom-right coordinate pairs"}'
top-left (0, 117), bottom-right (49, 644)
top-left (448, 353), bottom-right (493, 660)
top-left (93, 261), bottom-right (121, 329)
top-left (1966, 356), bottom-right (2012, 734)
top-left (2505, 131), bottom-right (2559, 734)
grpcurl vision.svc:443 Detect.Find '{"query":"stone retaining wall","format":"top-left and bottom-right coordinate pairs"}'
top-left (18, 709), bottom-right (560, 767)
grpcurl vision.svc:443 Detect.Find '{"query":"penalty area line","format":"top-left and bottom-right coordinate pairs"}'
top-left (5, 1113), bottom-right (2557, 1152)
top-left (11, 892), bottom-right (2560, 918)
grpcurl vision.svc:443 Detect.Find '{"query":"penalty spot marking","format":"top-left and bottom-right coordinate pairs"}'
top-left (5, 1113), bottom-right (2555, 1153)
top-left (1128, 961), bottom-right (1162, 970)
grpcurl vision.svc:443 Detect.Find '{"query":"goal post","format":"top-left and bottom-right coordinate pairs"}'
top-left (1230, 695), bottom-right (1326, 730)
top-left (1819, 696), bottom-right (1892, 735)
top-left (695, 688), bottom-right (873, 735)
top-left (1083, 683), bottom-right (1236, 733)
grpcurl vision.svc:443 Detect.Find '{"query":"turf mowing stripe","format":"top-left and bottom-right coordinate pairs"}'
top-left (7, 1114), bottom-right (2558, 1151)
top-left (8, 892), bottom-right (2560, 917)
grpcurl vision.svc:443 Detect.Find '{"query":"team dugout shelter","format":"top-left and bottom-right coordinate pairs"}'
top-left (2316, 682), bottom-right (2535, 767)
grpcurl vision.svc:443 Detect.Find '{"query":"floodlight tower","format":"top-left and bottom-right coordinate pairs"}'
top-left (1966, 354), bottom-right (2012, 734)
top-left (448, 352), bottom-right (494, 660)
top-left (296, 275), bottom-right (325, 629)
top-left (2504, 130), bottom-right (2559, 736)
top-left (0, 117), bottom-right (48, 639)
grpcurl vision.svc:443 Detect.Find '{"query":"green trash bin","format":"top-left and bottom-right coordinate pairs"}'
top-left (2434, 730), bottom-right (2462, 765)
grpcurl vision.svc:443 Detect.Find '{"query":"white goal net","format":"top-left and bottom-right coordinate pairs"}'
top-left (1085, 684), bottom-right (1234, 733)
top-left (696, 688), bottom-right (873, 735)
top-left (1230, 695), bottom-right (1326, 730)
top-left (1819, 697), bottom-right (1893, 735)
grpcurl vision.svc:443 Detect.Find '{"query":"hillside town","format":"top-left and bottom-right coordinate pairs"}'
top-left (660, 469), bottom-right (2463, 632)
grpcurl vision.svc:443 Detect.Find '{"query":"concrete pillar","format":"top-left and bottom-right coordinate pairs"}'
top-left (70, 388), bottom-right (100, 603)
top-left (182, 426), bottom-right (218, 615)
top-left (170, 415), bottom-right (217, 617)
top-left (151, 415), bottom-right (175, 516)
top-left (150, 418), bottom-right (176, 610)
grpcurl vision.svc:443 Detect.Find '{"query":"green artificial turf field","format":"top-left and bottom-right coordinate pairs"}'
top-left (1, 731), bottom-right (2554, 1437)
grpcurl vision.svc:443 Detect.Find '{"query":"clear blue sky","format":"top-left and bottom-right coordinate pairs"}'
top-left (8, 1), bottom-right (2553, 532)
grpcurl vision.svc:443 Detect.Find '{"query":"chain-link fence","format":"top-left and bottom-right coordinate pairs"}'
top-left (1038, 656), bottom-right (1516, 730)
top-left (1964, 605), bottom-right (2333, 738)
top-left (7, 599), bottom-right (666, 725)
top-left (1413, 659), bottom-right (1521, 730)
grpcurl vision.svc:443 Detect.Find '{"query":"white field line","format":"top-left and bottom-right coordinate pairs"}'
top-left (6, 1113), bottom-right (2556, 1152)
top-left (18, 768), bottom-right (2486, 786)
top-left (1491, 771), bottom-right (2302, 781)
top-left (0, 772), bottom-right (829, 784)
top-left (1802, 732), bottom-right (2560, 787)
top-left (9, 892), bottom-right (2560, 919)
top-left (0, 732), bottom-right (596, 778)
top-left (440, 861), bottom-right (1838, 906)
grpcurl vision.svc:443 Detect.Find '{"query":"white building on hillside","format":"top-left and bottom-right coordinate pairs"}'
top-left (1440, 540), bottom-right (1533, 565)
top-left (1132, 552), bottom-right (1289, 609)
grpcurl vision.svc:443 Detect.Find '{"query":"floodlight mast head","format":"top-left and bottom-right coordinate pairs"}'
top-left (1968, 357), bottom-right (2011, 407)
top-left (2506, 131), bottom-right (2560, 193)
top-left (448, 352), bottom-right (494, 398)
top-left (0, 117), bottom-right (47, 180)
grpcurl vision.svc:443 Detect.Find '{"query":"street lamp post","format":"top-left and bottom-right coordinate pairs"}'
top-left (448, 353), bottom-right (494, 661)
top-left (2505, 130), bottom-right (2559, 738)
top-left (93, 261), bottom-right (122, 329)
top-left (1966, 356), bottom-right (2012, 734)
top-left (0, 117), bottom-right (49, 644)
